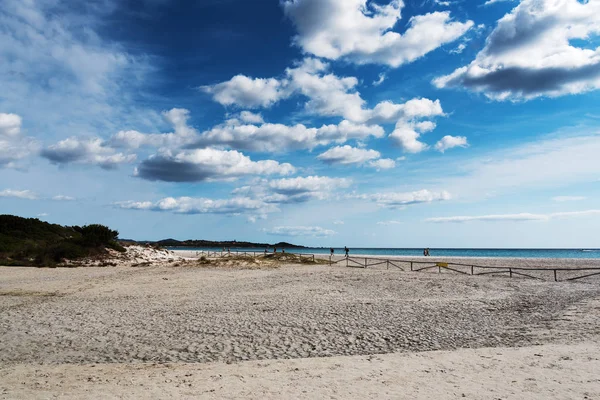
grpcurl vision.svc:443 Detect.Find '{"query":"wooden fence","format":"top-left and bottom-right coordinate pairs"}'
top-left (193, 249), bottom-right (315, 261)
top-left (329, 256), bottom-right (600, 282)
top-left (190, 250), bottom-right (600, 283)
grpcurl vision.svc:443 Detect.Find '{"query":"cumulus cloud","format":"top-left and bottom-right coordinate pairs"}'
top-left (202, 58), bottom-right (444, 127)
top-left (110, 108), bottom-right (198, 150)
top-left (233, 175), bottom-right (351, 204)
top-left (0, 189), bottom-right (37, 200)
top-left (316, 145), bottom-right (396, 170)
top-left (135, 148), bottom-right (295, 182)
top-left (434, 135), bottom-right (469, 152)
top-left (434, 0), bottom-right (600, 100)
top-left (389, 121), bottom-right (431, 153)
top-left (41, 137), bottom-right (136, 170)
top-left (267, 176), bottom-right (351, 203)
top-left (0, 112), bottom-right (37, 168)
top-left (115, 196), bottom-right (277, 217)
top-left (264, 226), bottom-right (336, 237)
top-left (427, 210), bottom-right (600, 223)
top-left (196, 118), bottom-right (384, 152)
top-left (0, 113), bottom-right (21, 137)
top-left (200, 75), bottom-right (287, 108)
top-left (368, 158), bottom-right (396, 170)
top-left (201, 58), bottom-right (366, 119)
top-left (317, 145), bottom-right (380, 165)
top-left (282, 0), bottom-right (473, 67)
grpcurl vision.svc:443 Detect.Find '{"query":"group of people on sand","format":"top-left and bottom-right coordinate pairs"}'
top-left (423, 248), bottom-right (431, 256)
top-left (330, 247), bottom-right (350, 257)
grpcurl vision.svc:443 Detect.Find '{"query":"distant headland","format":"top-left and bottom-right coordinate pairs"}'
top-left (124, 238), bottom-right (307, 249)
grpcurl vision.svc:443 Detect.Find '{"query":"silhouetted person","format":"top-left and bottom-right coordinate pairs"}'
top-left (344, 246), bottom-right (349, 257)
top-left (274, 247), bottom-right (277, 253)
top-left (423, 248), bottom-right (427, 256)
top-left (330, 248), bottom-right (334, 256)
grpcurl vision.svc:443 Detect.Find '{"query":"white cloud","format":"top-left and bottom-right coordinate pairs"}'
top-left (0, 113), bottom-right (21, 137)
top-left (373, 73), bottom-right (387, 86)
top-left (110, 108), bottom-right (198, 150)
top-left (364, 98), bottom-right (444, 125)
top-left (434, 135), bottom-right (469, 152)
top-left (135, 148), bottom-right (295, 182)
top-left (202, 58), bottom-right (445, 129)
top-left (282, 0), bottom-right (473, 67)
top-left (377, 220), bottom-right (402, 225)
top-left (427, 210), bottom-right (600, 223)
top-left (233, 176), bottom-right (351, 205)
top-left (483, 0), bottom-right (516, 6)
top-left (200, 75), bottom-right (287, 108)
top-left (41, 137), bottom-right (136, 170)
top-left (115, 196), bottom-right (277, 217)
top-left (197, 118), bottom-right (384, 152)
top-left (434, 0), bottom-right (600, 100)
top-left (0, 0), bottom-right (158, 153)
top-left (317, 145), bottom-right (380, 165)
top-left (0, 189), bottom-right (37, 200)
top-left (389, 121), bottom-right (430, 153)
top-left (449, 43), bottom-right (466, 54)
top-left (52, 195), bottom-right (76, 201)
top-left (238, 111), bottom-right (264, 124)
top-left (368, 158), bottom-right (396, 170)
top-left (264, 226), bottom-right (336, 237)
top-left (37, 213), bottom-right (48, 217)
top-left (371, 190), bottom-right (451, 208)
top-left (267, 176), bottom-right (351, 203)
top-left (351, 189), bottom-right (451, 209)
top-left (0, 112), bottom-right (37, 168)
top-left (333, 220), bottom-right (344, 225)
top-left (552, 196), bottom-right (586, 202)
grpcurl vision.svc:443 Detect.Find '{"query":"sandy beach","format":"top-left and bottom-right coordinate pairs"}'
top-left (1, 250), bottom-right (600, 398)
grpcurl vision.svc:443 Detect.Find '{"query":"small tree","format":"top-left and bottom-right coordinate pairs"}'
top-left (80, 224), bottom-right (119, 247)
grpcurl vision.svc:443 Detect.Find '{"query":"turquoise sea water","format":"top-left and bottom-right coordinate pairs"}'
top-left (169, 247), bottom-right (600, 259)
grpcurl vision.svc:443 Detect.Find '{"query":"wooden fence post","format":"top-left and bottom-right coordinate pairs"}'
top-left (346, 257), bottom-right (348, 268)
top-left (387, 260), bottom-right (389, 270)
top-left (509, 268), bottom-right (513, 278)
top-left (471, 266), bottom-right (474, 275)
top-left (365, 258), bottom-right (367, 268)
top-left (554, 270), bottom-right (558, 282)
top-left (410, 262), bottom-right (413, 271)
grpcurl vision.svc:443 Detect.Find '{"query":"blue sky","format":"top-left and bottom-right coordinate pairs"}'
top-left (1, 0), bottom-right (600, 247)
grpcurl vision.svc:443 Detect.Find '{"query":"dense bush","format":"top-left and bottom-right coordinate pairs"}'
top-left (0, 215), bottom-right (125, 266)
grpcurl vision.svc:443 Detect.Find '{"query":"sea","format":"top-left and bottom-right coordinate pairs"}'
top-left (168, 247), bottom-right (600, 259)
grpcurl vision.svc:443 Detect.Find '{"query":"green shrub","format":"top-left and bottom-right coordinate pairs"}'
top-left (79, 224), bottom-right (119, 247)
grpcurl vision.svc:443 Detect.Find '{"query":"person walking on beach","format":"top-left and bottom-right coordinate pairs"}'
top-left (330, 247), bottom-right (334, 256)
top-left (344, 246), bottom-right (349, 258)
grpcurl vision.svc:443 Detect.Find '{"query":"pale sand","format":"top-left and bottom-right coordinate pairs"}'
top-left (1, 249), bottom-right (600, 398)
top-left (2, 343), bottom-right (599, 399)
